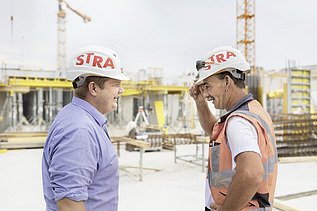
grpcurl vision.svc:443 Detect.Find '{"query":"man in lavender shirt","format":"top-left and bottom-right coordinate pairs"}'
top-left (42, 45), bottom-right (129, 211)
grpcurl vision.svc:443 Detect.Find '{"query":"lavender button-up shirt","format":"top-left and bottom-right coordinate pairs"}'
top-left (42, 97), bottom-right (119, 211)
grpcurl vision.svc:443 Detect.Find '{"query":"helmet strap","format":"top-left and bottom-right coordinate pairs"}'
top-left (72, 75), bottom-right (87, 89)
top-left (227, 68), bottom-right (245, 82)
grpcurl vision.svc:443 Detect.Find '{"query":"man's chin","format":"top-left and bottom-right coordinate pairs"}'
top-left (112, 103), bottom-right (118, 109)
top-left (104, 103), bottom-right (118, 114)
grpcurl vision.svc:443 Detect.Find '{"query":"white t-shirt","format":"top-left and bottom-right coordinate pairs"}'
top-left (205, 116), bottom-right (261, 208)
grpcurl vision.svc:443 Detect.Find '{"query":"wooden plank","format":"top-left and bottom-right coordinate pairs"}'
top-left (273, 199), bottom-right (301, 211)
top-left (0, 135), bottom-right (151, 150)
top-left (0, 135), bottom-right (47, 149)
top-left (0, 132), bottom-right (47, 138)
top-left (276, 190), bottom-right (317, 200)
top-left (278, 156), bottom-right (317, 163)
top-left (126, 139), bottom-right (150, 149)
top-left (120, 165), bottom-right (160, 171)
top-left (111, 136), bottom-right (126, 143)
top-left (112, 137), bottom-right (150, 148)
top-left (4, 136), bottom-right (46, 143)
top-left (0, 142), bottom-right (44, 149)
top-left (196, 136), bottom-right (209, 143)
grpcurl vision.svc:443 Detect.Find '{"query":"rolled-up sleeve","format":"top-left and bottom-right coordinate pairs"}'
top-left (48, 127), bottom-right (98, 202)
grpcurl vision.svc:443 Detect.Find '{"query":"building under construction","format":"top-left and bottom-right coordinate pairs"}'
top-left (0, 67), bottom-right (194, 133)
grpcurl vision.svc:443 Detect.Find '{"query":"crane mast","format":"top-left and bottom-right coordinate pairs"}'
top-left (236, 0), bottom-right (259, 100)
top-left (56, 0), bottom-right (91, 78)
top-left (236, 0), bottom-right (255, 69)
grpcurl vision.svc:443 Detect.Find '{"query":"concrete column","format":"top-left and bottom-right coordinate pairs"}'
top-left (56, 88), bottom-right (63, 112)
top-left (163, 93), bottom-right (168, 127)
top-left (17, 93), bottom-right (23, 125)
top-left (32, 91), bottom-right (37, 124)
top-left (37, 88), bottom-right (44, 126)
top-left (11, 92), bottom-right (17, 129)
top-left (49, 87), bottom-right (53, 123)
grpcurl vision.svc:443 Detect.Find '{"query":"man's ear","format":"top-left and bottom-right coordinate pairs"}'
top-left (88, 81), bottom-right (98, 96)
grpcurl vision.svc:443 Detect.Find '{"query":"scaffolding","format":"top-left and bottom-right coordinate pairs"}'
top-left (287, 69), bottom-right (311, 114)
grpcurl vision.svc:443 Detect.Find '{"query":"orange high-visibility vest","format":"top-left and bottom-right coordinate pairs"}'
top-left (207, 96), bottom-right (278, 210)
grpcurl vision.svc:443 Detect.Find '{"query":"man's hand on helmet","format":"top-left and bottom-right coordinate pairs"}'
top-left (189, 82), bottom-right (205, 103)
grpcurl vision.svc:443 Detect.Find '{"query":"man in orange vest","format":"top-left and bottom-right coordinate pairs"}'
top-left (189, 46), bottom-right (278, 211)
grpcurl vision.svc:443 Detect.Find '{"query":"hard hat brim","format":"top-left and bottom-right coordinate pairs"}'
top-left (195, 77), bottom-right (205, 85)
top-left (109, 74), bottom-right (130, 81)
top-left (67, 69), bottom-right (130, 81)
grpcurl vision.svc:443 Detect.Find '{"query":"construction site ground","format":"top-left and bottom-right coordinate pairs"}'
top-left (0, 146), bottom-right (316, 211)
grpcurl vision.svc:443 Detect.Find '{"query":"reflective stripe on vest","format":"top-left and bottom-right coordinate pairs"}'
top-left (233, 110), bottom-right (278, 164)
top-left (207, 111), bottom-right (278, 187)
top-left (232, 110), bottom-right (278, 180)
top-left (253, 208), bottom-right (271, 211)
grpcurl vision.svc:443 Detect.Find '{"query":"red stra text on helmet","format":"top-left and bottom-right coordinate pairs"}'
top-left (205, 51), bottom-right (237, 70)
top-left (75, 52), bottom-right (115, 69)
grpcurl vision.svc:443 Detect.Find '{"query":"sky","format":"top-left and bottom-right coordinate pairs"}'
top-left (1, 0), bottom-right (317, 77)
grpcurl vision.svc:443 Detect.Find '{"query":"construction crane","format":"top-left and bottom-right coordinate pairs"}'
top-left (236, 0), bottom-right (259, 101)
top-left (57, 0), bottom-right (91, 78)
top-left (236, 0), bottom-right (255, 69)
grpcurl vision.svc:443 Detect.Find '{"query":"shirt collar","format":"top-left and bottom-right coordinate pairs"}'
top-left (220, 93), bottom-right (254, 123)
top-left (71, 96), bottom-right (108, 127)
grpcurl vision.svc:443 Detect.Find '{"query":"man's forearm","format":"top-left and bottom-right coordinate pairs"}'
top-left (57, 198), bottom-right (86, 211)
top-left (196, 100), bottom-right (217, 136)
top-left (220, 171), bottom-right (261, 210)
top-left (220, 153), bottom-right (264, 211)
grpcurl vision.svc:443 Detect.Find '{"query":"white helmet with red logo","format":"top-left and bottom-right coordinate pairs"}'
top-left (195, 46), bottom-right (250, 85)
top-left (67, 45), bottom-right (130, 83)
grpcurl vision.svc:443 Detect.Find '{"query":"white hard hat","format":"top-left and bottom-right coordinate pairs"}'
top-left (195, 46), bottom-right (250, 85)
top-left (67, 45), bottom-right (130, 82)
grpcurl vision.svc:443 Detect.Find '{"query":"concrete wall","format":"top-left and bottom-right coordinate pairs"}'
top-left (120, 97), bottom-right (134, 124)
top-left (0, 92), bottom-right (10, 132)
top-left (112, 94), bottom-right (184, 129)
